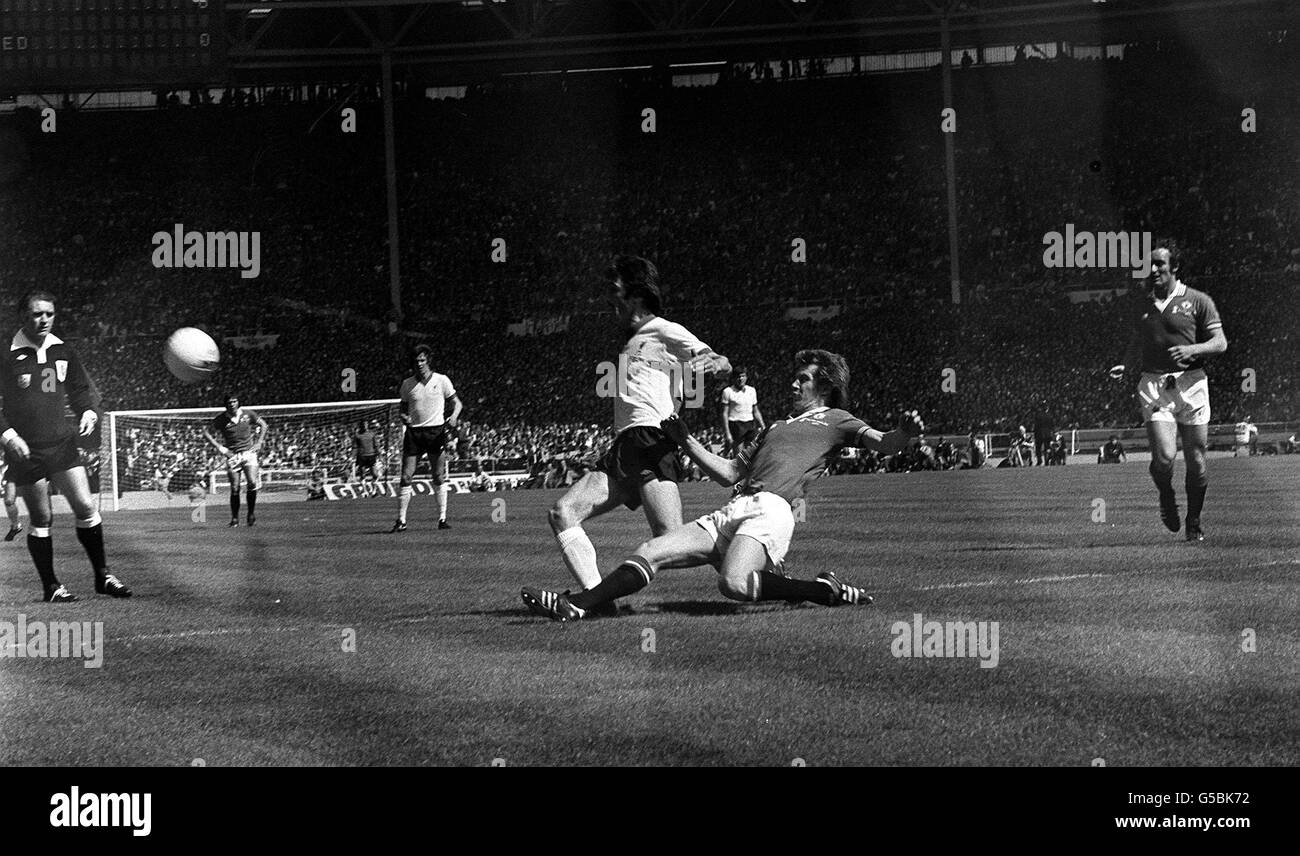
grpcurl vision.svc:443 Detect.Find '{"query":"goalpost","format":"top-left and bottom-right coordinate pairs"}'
top-left (102, 399), bottom-right (402, 512)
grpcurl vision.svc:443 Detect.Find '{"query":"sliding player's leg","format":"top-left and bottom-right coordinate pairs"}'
top-left (50, 465), bottom-right (130, 598)
top-left (524, 520), bottom-right (719, 621)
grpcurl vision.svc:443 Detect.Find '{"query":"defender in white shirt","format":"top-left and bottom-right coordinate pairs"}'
top-left (390, 345), bottom-right (462, 532)
top-left (527, 256), bottom-right (729, 617)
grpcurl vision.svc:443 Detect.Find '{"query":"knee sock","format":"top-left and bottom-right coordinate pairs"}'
top-left (556, 526), bottom-right (602, 591)
top-left (397, 485), bottom-right (413, 522)
top-left (437, 484), bottom-right (448, 522)
top-left (246, 487), bottom-right (257, 518)
top-left (1186, 472), bottom-right (1207, 521)
top-left (570, 557), bottom-right (652, 611)
top-left (75, 513), bottom-right (107, 576)
top-left (230, 490), bottom-right (241, 519)
top-left (755, 571), bottom-right (838, 606)
top-left (1149, 460), bottom-right (1175, 502)
top-left (27, 528), bottom-right (57, 592)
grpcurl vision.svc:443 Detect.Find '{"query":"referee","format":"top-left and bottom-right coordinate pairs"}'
top-left (0, 292), bottom-right (130, 601)
top-left (1109, 241), bottom-right (1227, 541)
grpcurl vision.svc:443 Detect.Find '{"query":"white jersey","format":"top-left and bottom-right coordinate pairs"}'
top-left (1234, 422), bottom-right (1257, 444)
top-left (614, 317), bottom-right (711, 434)
top-left (722, 385), bottom-right (758, 422)
top-left (399, 372), bottom-right (456, 427)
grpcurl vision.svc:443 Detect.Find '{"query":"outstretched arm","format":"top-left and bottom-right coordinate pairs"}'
top-left (854, 410), bottom-right (925, 455)
top-left (661, 415), bottom-right (743, 488)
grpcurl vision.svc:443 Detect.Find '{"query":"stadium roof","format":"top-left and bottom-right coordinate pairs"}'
top-left (222, 0), bottom-right (1294, 79)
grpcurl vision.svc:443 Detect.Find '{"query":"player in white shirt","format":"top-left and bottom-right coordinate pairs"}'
top-left (528, 256), bottom-right (729, 617)
top-left (1234, 416), bottom-right (1257, 457)
top-left (719, 367), bottom-right (765, 455)
top-left (390, 345), bottom-right (462, 532)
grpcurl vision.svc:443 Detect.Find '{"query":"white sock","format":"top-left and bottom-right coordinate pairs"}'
top-left (398, 485), bottom-right (413, 522)
top-left (556, 525), bottom-right (601, 590)
top-left (437, 484), bottom-right (449, 522)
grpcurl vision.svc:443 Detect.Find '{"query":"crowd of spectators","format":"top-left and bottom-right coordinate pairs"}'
top-left (1, 38), bottom-right (1295, 493)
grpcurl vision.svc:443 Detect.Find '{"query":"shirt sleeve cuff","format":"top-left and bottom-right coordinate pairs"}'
top-left (1, 429), bottom-right (16, 444)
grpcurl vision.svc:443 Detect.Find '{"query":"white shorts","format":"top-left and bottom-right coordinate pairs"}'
top-left (226, 450), bottom-right (259, 472)
top-left (693, 491), bottom-right (794, 572)
top-left (1138, 369), bottom-right (1210, 426)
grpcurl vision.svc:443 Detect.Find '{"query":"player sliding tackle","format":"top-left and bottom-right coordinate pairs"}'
top-left (523, 350), bottom-right (924, 621)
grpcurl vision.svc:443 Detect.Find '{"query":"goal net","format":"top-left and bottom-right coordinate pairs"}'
top-left (102, 399), bottom-right (402, 511)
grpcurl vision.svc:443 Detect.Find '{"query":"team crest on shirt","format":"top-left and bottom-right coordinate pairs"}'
top-left (56, 360), bottom-right (68, 382)
top-left (17, 373), bottom-right (30, 389)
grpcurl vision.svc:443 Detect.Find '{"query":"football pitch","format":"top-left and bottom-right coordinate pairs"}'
top-left (2, 457), bottom-right (1296, 767)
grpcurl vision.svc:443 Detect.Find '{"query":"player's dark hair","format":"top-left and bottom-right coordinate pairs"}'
top-left (16, 290), bottom-right (56, 318)
top-left (731, 366), bottom-right (748, 380)
top-left (1153, 237), bottom-right (1181, 272)
top-left (794, 349), bottom-right (850, 410)
top-left (607, 255), bottom-right (661, 314)
top-left (413, 344), bottom-right (434, 366)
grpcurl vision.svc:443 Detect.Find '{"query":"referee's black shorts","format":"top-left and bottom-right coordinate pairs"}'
top-left (596, 426), bottom-right (682, 510)
top-left (402, 425), bottom-right (449, 459)
top-left (4, 436), bottom-right (82, 486)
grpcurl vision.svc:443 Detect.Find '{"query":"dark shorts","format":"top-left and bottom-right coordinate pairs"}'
top-left (402, 425), bottom-right (449, 459)
top-left (596, 426), bottom-right (682, 509)
top-left (4, 436), bottom-right (82, 486)
top-left (357, 454), bottom-right (377, 469)
top-left (728, 420), bottom-right (757, 447)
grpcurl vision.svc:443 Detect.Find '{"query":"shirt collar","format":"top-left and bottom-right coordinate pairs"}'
top-left (11, 329), bottom-right (63, 354)
top-left (1150, 280), bottom-right (1186, 303)
top-left (787, 405), bottom-right (829, 422)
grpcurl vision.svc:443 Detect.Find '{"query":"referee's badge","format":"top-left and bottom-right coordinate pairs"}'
top-left (56, 360), bottom-right (68, 382)
top-left (16, 373), bottom-right (30, 389)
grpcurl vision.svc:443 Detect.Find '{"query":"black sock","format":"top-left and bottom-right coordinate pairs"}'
top-left (75, 524), bottom-right (107, 577)
top-left (756, 572), bottom-right (838, 606)
top-left (1186, 474), bottom-right (1207, 520)
top-left (1149, 461), bottom-right (1175, 502)
top-left (569, 558), bottom-right (652, 610)
top-left (27, 533), bottom-right (58, 592)
top-left (247, 488), bottom-right (257, 517)
top-left (230, 491), bottom-right (240, 518)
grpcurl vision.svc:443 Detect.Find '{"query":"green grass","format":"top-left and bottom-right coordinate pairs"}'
top-left (1, 456), bottom-right (1297, 766)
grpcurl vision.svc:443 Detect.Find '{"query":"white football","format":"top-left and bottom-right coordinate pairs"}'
top-left (163, 327), bottom-right (220, 383)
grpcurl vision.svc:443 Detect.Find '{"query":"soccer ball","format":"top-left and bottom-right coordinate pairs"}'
top-left (163, 327), bottom-right (220, 383)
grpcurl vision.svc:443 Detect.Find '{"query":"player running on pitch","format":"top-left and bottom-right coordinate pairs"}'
top-left (538, 255), bottom-right (729, 616)
top-left (522, 349), bottom-right (922, 621)
top-left (0, 291), bottom-right (130, 601)
top-left (203, 393), bottom-right (270, 527)
top-left (390, 345), bottom-right (461, 532)
top-left (1108, 241), bottom-right (1226, 541)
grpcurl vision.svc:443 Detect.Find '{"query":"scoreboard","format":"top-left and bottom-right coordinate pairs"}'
top-left (0, 0), bottom-right (224, 90)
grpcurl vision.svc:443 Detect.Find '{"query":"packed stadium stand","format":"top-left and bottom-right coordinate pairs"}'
top-left (1, 41), bottom-right (1296, 485)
